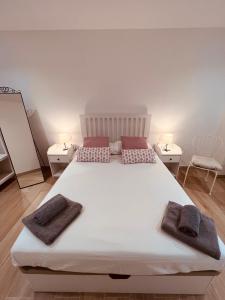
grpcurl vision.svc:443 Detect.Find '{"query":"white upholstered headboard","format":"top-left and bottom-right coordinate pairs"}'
top-left (80, 114), bottom-right (151, 142)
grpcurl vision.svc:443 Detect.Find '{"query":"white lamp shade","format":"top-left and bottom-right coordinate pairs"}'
top-left (58, 133), bottom-right (72, 144)
top-left (160, 133), bottom-right (173, 144)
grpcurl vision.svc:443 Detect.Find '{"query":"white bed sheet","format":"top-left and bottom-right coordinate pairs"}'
top-left (11, 155), bottom-right (225, 275)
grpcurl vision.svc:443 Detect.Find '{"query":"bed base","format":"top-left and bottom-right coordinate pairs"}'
top-left (20, 267), bottom-right (219, 294)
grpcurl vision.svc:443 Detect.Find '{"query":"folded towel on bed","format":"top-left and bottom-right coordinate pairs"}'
top-left (33, 194), bottom-right (68, 225)
top-left (22, 196), bottom-right (82, 245)
top-left (161, 201), bottom-right (221, 260)
top-left (178, 205), bottom-right (201, 237)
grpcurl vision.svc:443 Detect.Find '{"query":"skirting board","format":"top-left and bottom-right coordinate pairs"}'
top-left (22, 271), bottom-right (216, 294)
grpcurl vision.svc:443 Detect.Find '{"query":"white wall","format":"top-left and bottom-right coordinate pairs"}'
top-left (0, 29), bottom-right (224, 169)
top-left (1, 0), bottom-right (225, 30)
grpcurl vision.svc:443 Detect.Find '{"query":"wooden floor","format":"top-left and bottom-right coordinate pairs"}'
top-left (0, 167), bottom-right (225, 300)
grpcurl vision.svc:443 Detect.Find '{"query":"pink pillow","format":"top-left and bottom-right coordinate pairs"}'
top-left (83, 136), bottom-right (109, 148)
top-left (121, 136), bottom-right (148, 149)
top-left (122, 149), bottom-right (156, 164)
top-left (77, 147), bottom-right (110, 163)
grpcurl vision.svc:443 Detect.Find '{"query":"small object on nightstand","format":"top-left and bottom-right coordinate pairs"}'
top-left (154, 143), bottom-right (182, 178)
top-left (47, 144), bottom-right (74, 178)
top-left (159, 133), bottom-right (174, 152)
top-left (58, 133), bottom-right (72, 151)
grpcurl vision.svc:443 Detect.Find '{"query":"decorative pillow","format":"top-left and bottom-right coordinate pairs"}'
top-left (121, 136), bottom-right (148, 149)
top-left (122, 149), bottom-right (156, 164)
top-left (109, 141), bottom-right (122, 155)
top-left (83, 136), bottom-right (109, 148)
top-left (77, 147), bottom-right (110, 163)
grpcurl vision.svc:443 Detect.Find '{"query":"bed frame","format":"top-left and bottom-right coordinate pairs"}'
top-left (18, 114), bottom-right (220, 294)
top-left (80, 114), bottom-right (151, 142)
top-left (20, 266), bottom-right (218, 294)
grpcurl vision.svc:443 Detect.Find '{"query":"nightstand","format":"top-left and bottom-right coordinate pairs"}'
top-left (154, 143), bottom-right (182, 177)
top-left (47, 144), bottom-right (74, 178)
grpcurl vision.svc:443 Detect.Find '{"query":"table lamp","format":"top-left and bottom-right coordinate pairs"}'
top-left (161, 133), bottom-right (173, 152)
top-left (58, 133), bottom-right (72, 151)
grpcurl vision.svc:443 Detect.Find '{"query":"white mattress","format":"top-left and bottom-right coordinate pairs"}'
top-left (11, 155), bottom-right (225, 275)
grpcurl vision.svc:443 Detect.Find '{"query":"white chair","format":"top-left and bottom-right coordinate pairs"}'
top-left (183, 136), bottom-right (223, 195)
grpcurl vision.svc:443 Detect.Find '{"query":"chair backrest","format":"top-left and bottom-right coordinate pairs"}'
top-left (192, 135), bottom-right (224, 157)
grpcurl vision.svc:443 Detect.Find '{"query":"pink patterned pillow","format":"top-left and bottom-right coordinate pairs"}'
top-left (121, 136), bottom-right (148, 149)
top-left (122, 149), bottom-right (156, 164)
top-left (83, 137), bottom-right (109, 148)
top-left (77, 147), bottom-right (110, 163)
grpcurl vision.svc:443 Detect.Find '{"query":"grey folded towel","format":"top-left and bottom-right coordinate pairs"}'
top-left (161, 201), bottom-right (221, 260)
top-left (34, 194), bottom-right (68, 225)
top-left (22, 197), bottom-right (82, 245)
top-left (178, 205), bottom-right (201, 237)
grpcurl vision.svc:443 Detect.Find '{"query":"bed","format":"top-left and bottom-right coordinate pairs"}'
top-left (11, 114), bottom-right (225, 294)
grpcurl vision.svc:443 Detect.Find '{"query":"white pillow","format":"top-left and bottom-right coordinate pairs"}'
top-left (109, 141), bottom-right (122, 155)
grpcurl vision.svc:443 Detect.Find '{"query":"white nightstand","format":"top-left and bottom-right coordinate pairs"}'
top-left (47, 144), bottom-right (74, 178)
top-left (154, 143), bottom-right (182, 177)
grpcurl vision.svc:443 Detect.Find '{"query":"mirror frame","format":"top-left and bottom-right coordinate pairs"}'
top-left (0, 87), bottom-right (45, 189)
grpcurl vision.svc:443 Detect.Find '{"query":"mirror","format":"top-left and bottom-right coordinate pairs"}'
top-left (0, 88), bottom-right (44, 188)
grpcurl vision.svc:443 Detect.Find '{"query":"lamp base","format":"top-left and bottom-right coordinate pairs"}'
top-left (164, 144), bottom-right (171, 152)
top-left (63, 143), bottom-right (68, 151)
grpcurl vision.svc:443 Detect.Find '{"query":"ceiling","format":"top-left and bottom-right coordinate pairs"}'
top-left (1, 0), bottom-right (225, 31)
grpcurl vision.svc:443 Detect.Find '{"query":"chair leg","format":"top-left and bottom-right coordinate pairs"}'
top-left (183, 163), bottom-right (191, 187)
top-left (209, 171), bottom-right (217, 195)
top-left (205, 169), bottom-right (209, 181)
top-left (175, 162), bottom-right (180, 179)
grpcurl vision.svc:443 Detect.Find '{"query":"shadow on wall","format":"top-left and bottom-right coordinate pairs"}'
top-left (28, 110), bottom-right (49, 166)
